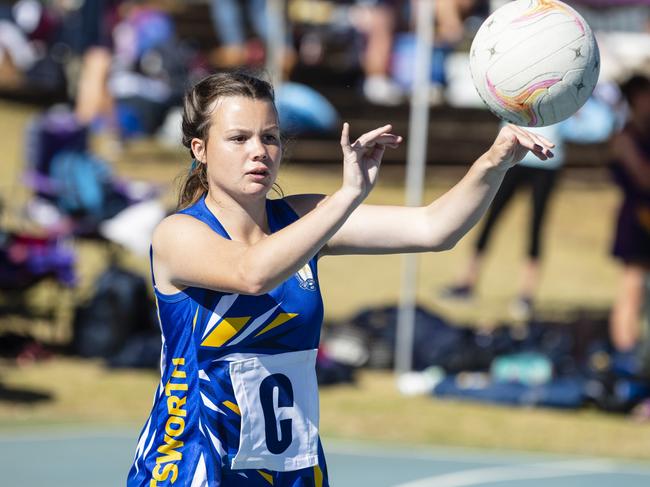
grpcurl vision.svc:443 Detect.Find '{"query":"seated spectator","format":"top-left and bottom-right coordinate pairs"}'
top-left (349, 0), bottom-right (404, 106)
top-left (391, 0), bottom-right (480, 105)
top-left (0, 0), bottom-right (66, 95)
top-left (75, 1), bottom-right (200, 140)
top-left (209, 0), bottom-right (296, 78)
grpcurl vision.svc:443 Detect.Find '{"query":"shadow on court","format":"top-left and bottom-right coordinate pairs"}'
top-left (1, 430), bottom-right (649, 486)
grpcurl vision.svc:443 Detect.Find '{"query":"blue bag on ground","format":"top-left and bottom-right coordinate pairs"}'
top-left (433, 374), bottom-right (586, 409)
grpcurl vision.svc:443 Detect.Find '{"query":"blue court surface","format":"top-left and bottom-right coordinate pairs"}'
top-left (2, 428), bottom-right (650, 486)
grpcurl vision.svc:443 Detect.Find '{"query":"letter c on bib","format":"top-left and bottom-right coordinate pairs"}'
top-left (259, 373), bottom-right (294, 454)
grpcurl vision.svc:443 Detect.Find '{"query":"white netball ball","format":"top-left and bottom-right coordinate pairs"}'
top-left (469, 0), bottom-right (600, 127)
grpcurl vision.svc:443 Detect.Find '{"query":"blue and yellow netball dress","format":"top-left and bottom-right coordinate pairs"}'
top-left (127, 197), bottom-right (328, 487)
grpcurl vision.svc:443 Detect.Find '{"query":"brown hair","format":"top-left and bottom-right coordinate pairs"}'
top-left (620, 74), bottom-right (650, 106)
top-left (177, 71), bottom-right (276, 209)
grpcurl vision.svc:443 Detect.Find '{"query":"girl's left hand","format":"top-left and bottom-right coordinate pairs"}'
top-left (487, 124), bottom-right (555, 170)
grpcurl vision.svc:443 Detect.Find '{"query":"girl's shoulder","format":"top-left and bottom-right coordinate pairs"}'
top-left (152, 213), bottom-right (218, 251)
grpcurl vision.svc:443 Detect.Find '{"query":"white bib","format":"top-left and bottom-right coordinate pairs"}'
top-left (229, 349), bottom-right (319, 471)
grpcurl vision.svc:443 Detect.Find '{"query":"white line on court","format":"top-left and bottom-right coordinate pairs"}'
top-left (393, 459), bottom-right (620, 487)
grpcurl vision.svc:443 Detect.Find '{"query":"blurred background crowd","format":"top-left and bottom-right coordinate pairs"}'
top-left (0, 0), bottom-right (650, 431)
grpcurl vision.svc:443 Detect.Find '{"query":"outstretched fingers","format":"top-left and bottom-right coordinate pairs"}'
top-left (372, 134), bottom-right (403, 149)
top-left (355, 124), bottom-right (395, 148)
top-left (342, 123), bottom-right (402, 159)
top-left (508, 124), bottom-right (554, 159)
top-left (340, 122), bottom-right (352, 152)
top-left (530, 132), bottom-right (555, 149)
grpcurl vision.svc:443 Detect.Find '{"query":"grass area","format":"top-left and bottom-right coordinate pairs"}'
top-left (1, 358), bottom-right (648, 461)
top-left (0, 100), bottom-right (643, 461)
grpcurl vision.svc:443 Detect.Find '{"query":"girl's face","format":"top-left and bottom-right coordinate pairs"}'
top-left (192, 96), bottom-right (282, 202)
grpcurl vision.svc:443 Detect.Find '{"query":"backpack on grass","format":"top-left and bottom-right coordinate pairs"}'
top-left (72, 265), bottom-right (156, 358)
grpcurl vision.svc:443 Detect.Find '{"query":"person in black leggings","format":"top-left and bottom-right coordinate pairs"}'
top-left (440, 96), bottom-right (616, 319)
top-left (440, 133), bottom-right (561, 320)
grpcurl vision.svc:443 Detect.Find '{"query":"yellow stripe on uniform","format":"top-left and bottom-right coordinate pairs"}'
top-left (314, 465), bottom-right (323, 487)
top-left (192, 307), bottom-right (199, 331)
top-left (258, 470), bottom-right (273, 485)
top-left (200, 317), bottom-right (250, 347)
top-left (222, 400), bottom-right (240, 416)
top-left (254, 313), bottom-right (298, 337)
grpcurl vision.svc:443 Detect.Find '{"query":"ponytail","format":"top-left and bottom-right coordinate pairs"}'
top-left (178, 159), bottom-right (208, 210)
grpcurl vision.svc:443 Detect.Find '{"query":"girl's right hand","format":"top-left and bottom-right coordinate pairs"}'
top-left (339, 122), bottom-right (402, 203)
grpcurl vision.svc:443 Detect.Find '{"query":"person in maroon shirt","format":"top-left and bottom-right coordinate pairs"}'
top-left (609, 74), bottom-right (650, 353)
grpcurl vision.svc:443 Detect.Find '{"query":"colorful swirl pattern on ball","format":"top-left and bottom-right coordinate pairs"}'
top-left (485, 0), bottom-right (585, 125)
top-left (512, 0), bottom-right (585, 34)
top-left (486, 75), bottom-right (561, 126)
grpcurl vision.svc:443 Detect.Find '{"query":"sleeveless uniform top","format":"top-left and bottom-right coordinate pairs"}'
top-left (611, 124), bottom-right (650, 263)
top-left (127, 196), bottom-right (329, 487)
